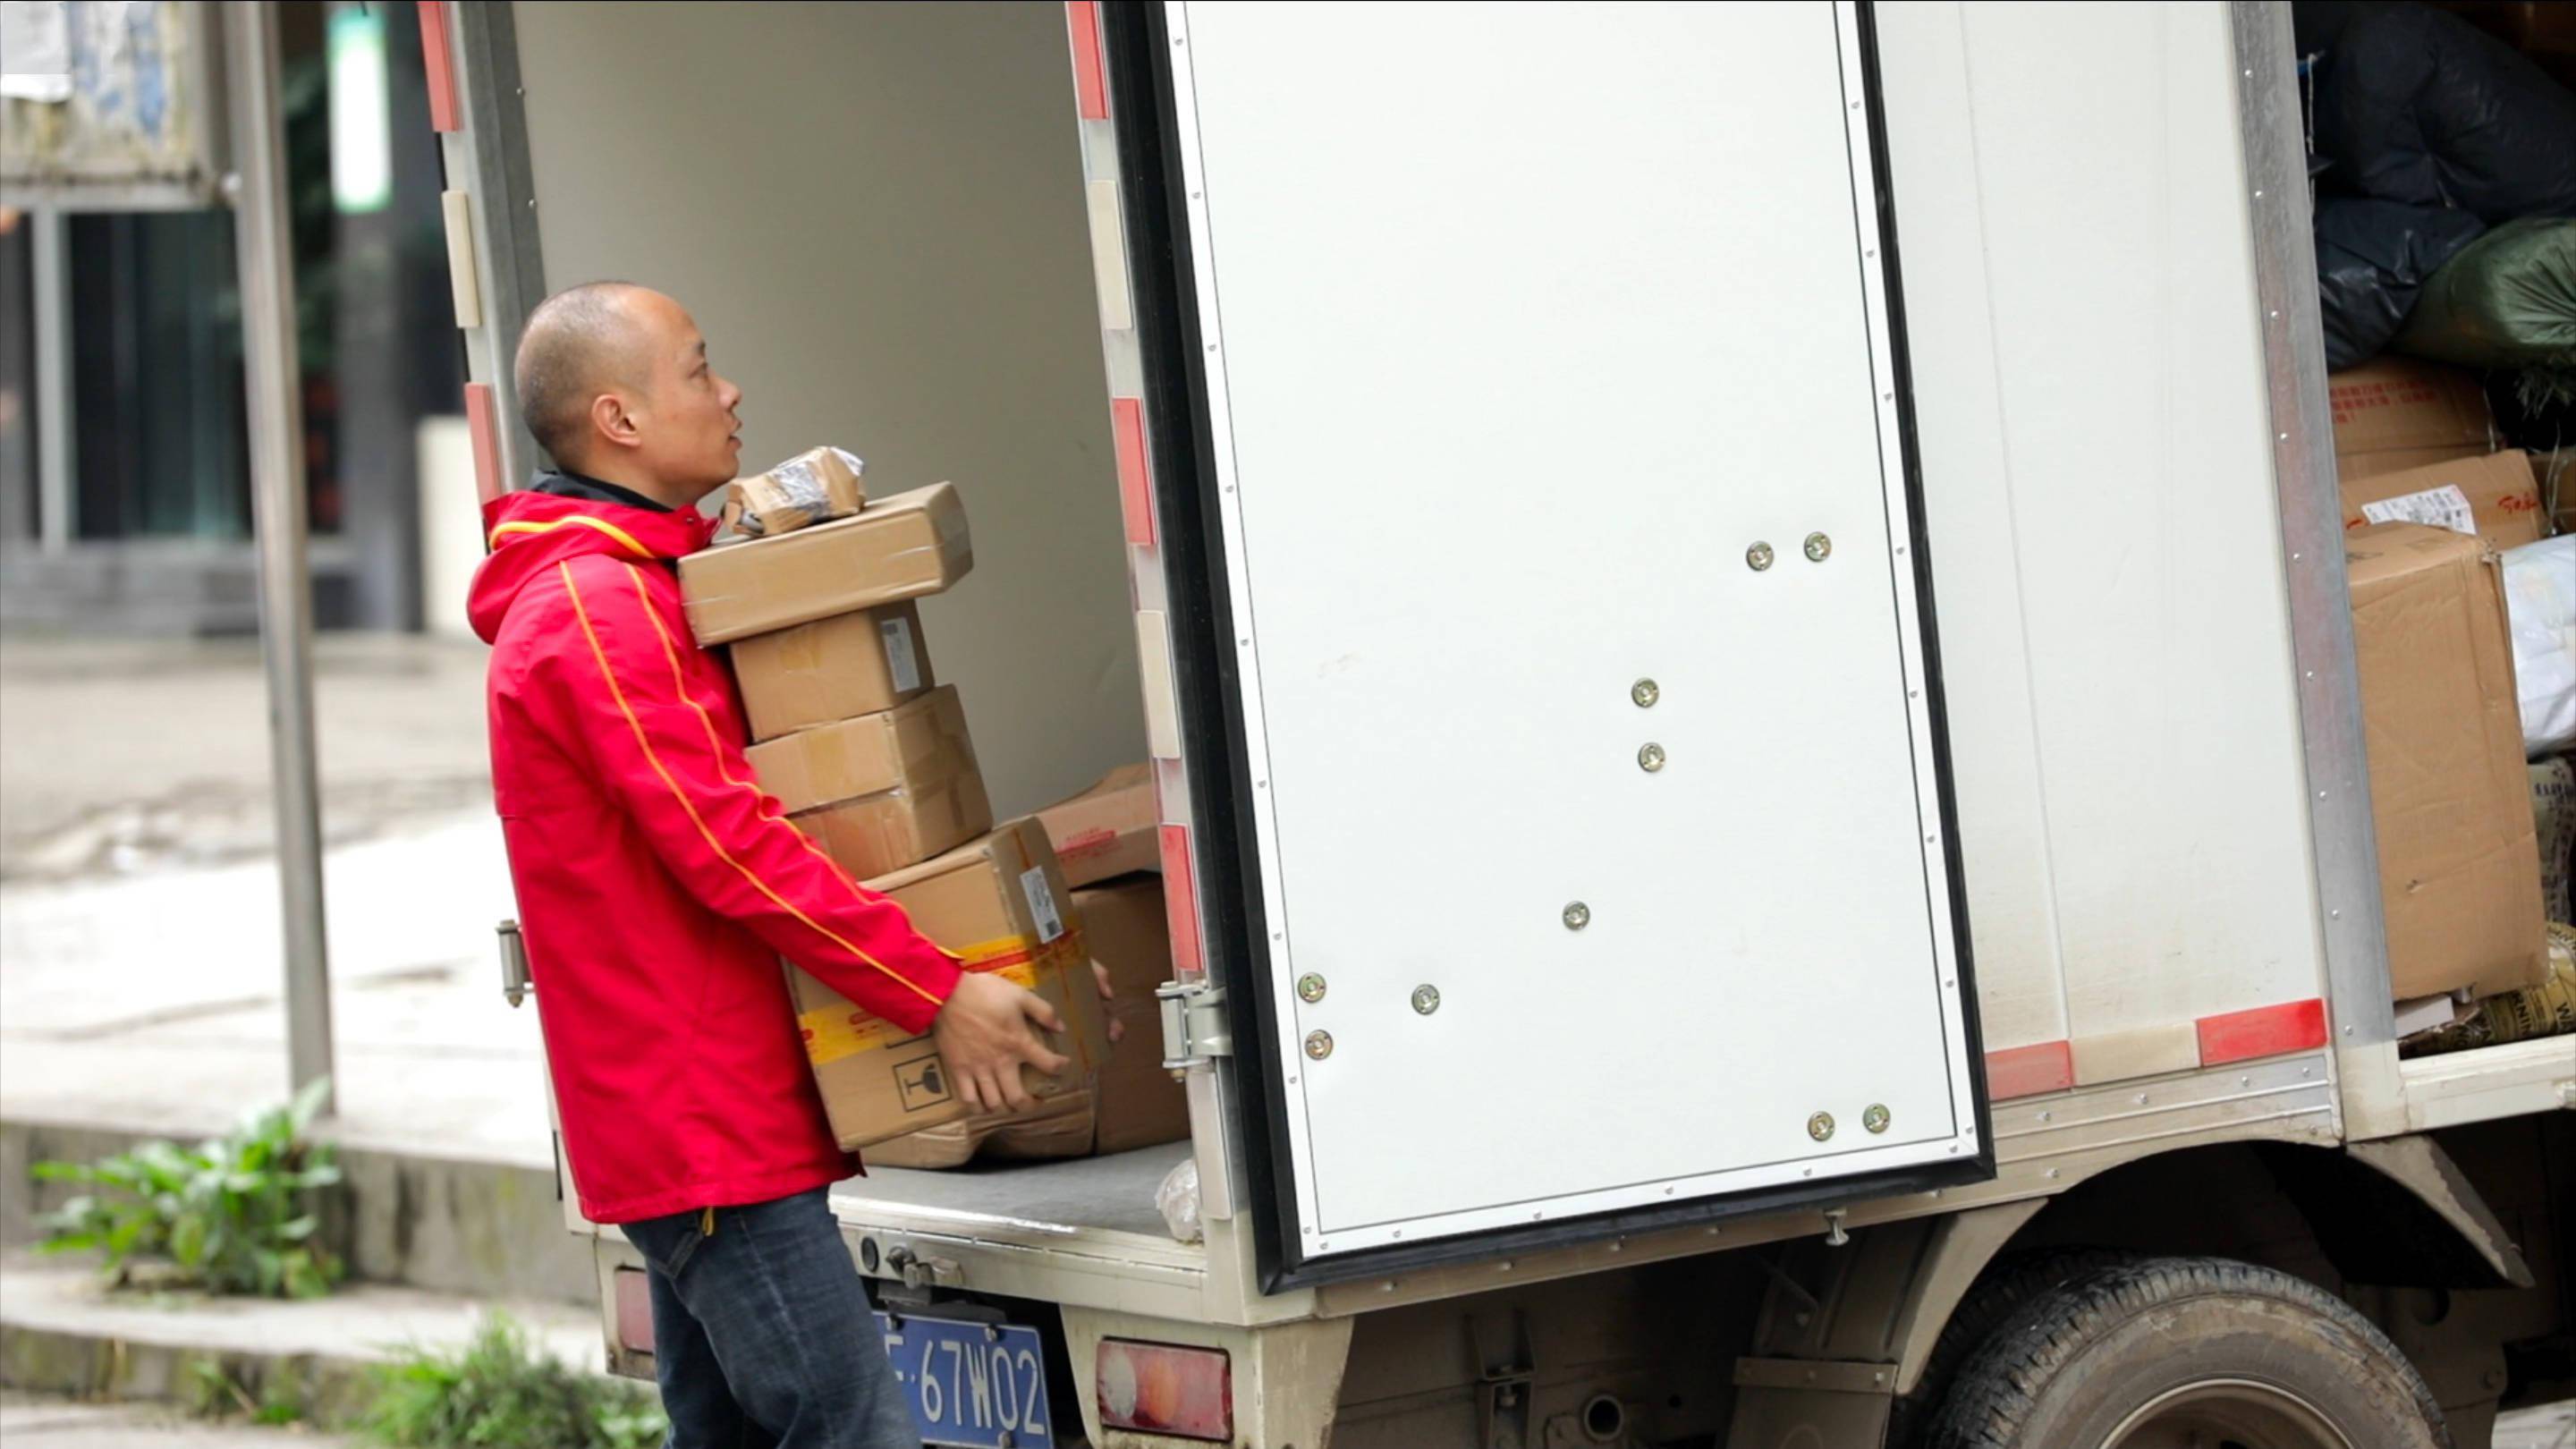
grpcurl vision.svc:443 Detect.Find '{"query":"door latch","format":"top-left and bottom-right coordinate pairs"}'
top-left (1157, 979), bottom-right (1232, 1070)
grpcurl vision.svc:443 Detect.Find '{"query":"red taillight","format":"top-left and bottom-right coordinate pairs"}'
top-left (1097, 1339), bottom-right (1232, 1441)
top-left (613, 1267), bottom-right (655, 1354)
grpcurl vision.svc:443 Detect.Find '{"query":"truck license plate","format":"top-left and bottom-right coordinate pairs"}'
top-left (877, 1312), bottom-right (1055, 1449)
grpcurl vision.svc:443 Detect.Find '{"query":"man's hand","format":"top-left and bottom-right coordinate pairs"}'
top-left (931, 972), bottom-right (1072, 1114)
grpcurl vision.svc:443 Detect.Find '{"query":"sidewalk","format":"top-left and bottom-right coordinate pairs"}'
top-left (0, 633), bottom-right (492, 884)
top-left (2, 1394), bottom-right (350, 1448)
top-left (0, 631), bottom-right (544, 1166)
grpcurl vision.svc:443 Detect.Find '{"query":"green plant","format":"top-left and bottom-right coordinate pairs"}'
top-left (362, 1313), bottom-right (666, 1449)
top-left (35, 1077), bottom-right (343, 1299)
top-left (183, 1355), bottom-right (309, 1426)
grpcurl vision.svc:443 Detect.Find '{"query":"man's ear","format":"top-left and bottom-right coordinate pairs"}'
top-left (589, 390), bottom-right (641, 455)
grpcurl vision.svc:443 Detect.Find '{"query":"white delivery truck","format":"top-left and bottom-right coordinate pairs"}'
top-left (429, 2), bottom-right (2574, 1445)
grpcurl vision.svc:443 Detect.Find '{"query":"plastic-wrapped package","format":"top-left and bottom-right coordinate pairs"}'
top-left (2534, 756), bottom-right (2575, 925)
top-left (2316, 197), bottom-right (2488, 369)
top-left (731, 445), bottom-right (866, 538)
top-left (2311, 3), bottom-right (2576, 222)
top-left (2394, 217), bottom-right (2576, 369)
top-left (1157, 1155), bottom-right (1203, 1244)
top-left (2504, 534), bottom-right (2576, 756)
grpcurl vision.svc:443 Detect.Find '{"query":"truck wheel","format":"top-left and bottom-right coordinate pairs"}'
top-left (1925, 1256), bottom-right (2451, 1449)
top-left (1890, 1247), bottom-right (2140, 1446)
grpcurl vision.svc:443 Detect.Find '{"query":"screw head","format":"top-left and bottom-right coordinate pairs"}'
top-left (1411, 984), bottom-right (1441, 1015)
top-left (1563, 902), bottom-right (1591, 931)
top-left (1863, 1104), bottom-right (1891, 1134)
top-left (1746, 541), bottom-right (1775, 572)
top-left (1638, 741), bottom-right (1667, 773)
top-left (1805, 531), bottom-right (1833, 563)
top-left (1808, 1112), bottom-right (1836, 1141)
top-left (1296, 973), bottom-right (1326, 1004)
top-left (1631, 677), bottom-right (1660, 708)
top-left (1303, 1030), bottom-right (1334, 1061)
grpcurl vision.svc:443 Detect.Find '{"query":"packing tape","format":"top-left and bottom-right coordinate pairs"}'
top-left (796, 931), bottom-right (1090, 1068)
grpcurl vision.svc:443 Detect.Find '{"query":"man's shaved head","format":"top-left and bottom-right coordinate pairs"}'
top-left (510, 282), bottom-right (745, 506)
top-left (513, 281), bottom-right (650, 468)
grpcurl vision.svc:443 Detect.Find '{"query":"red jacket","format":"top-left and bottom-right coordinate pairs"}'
top-left (470, 487), bottom-right (961, 1224)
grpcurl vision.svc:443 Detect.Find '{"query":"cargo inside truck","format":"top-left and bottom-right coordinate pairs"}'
top-left (435, 1), bottom-right (2576, 1439)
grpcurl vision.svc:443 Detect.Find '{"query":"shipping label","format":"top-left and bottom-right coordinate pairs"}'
top-left (2360, 484), bottom-right (2478, 537)
top-left (879, 616), bottom-right (922, 693)
top-left (1021, 867), bottom-right (1066, 943)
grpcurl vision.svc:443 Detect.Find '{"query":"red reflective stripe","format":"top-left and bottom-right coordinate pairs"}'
top-left (1983, 1041), bottom-right (2073, 1100)
top-left (1067, 1), bottom-right (1108, 120)
top-left (2197, 998), bottom-right (2329, 1067)
top-left (419, 2), bottom-right (460, 133)
top-left (1113, 396), bottom-right (1156, 547)
top-left (1159, 823), bottom-right (1202, 977)
top-left (464, 382), bottom-right (503, 507)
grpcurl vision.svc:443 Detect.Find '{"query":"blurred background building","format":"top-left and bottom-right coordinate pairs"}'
top-left (1, 0), bottom-right (462, 636)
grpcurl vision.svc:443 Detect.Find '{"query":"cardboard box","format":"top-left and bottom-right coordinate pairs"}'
top-left (730, 601), bottom-right (934, 743)
top-left (729, 445), bottom-right (866, 538)
top-left (2327, 357), bottom-right (2495, 479)
top-left (1075, 877), bottom-right (1192, 1155)
top-left (2340, 450), bottom-right (2547, 553)
top-left (863, 1086), bottom-right (1096, 1170)
top-left (787, 818), bottom-right (1109, 1151)
top-left (1035, 763), bottom-right (1160, 888)
top-left (682, 482), bottom-right (972, 647)
top-left (2344, 524), bottom-right (2548, 1000)
top-left (747, 686), bottom-right (991, 879)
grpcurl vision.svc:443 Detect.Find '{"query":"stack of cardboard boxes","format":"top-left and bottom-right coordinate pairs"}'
top-left (681, 478), bottom-right (1189, 1163)
top-left (2326, 358), bottom-right (2555, 1025)
top-left (680, 482), bottom-right (1110, 1157)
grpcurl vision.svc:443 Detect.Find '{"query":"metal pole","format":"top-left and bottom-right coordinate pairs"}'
top-left (222, 0), bottom-right (335, 1112)
top-left (30, 207), bottom-right (73, 554)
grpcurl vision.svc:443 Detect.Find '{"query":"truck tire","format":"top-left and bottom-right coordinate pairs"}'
top-left (1924, 1256), bottom-right (2451, 1449)
top-left (1890, 1247), bottom-right (2140, 1446)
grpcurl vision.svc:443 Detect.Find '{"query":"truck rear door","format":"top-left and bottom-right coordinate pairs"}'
top-left (1101, 1), bottom-right (1991, 1288)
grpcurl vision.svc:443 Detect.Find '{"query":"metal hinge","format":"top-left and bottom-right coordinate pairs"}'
top-left (1157, 979), bottom-right (1232, 1069)
top-left (497, 919), bottom-right (531, 1008)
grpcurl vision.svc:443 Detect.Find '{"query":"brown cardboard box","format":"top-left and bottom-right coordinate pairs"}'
top-left (1075, 877), bottom-right (1191, 1155)
top-left (2344, 524), bottom-right (2548, 1000)
top-left (730, 601), bottom-right (933, 743)
top-left (1036, 763), bottom-right (1160, 888)
top-left (746, 687), bottom-right (992, 879)
top-left (2340, 450), bottom-right (2547, 553)
top-left (787, 819), bottom-right (1110, 1151)
top-left (682, 482), bottom-right (972, 647)
top-left (863, 1087), bottom-right (1097, 1170)
top-left (2327, 357), bottom-right (2495, 479)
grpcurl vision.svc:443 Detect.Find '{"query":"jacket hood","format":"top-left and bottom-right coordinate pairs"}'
top-left (467, 490), bottom-right (719, 643)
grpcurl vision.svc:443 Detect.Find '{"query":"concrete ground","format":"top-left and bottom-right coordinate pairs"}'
top-left (1, 1394), bottom-right (349, 1448)
top-left (0, 633), bottom-right (492, 885)
top-left (0, 631), bottom-right (546, 1168)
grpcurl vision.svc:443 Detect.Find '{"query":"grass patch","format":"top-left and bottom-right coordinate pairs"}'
top-left (360, 1313), bottom-right (665, 1449)
top-left (36, 1077), bottom-right (343, 1299)
top-left (183, 1355), bottom-right (309, 1426)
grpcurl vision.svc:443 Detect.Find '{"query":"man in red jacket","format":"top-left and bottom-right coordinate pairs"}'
top-left (473, 281), bottom-right (1066, 1446)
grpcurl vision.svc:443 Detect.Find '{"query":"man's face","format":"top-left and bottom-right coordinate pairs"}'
top-left (623, 291), bottom-right (744, 496)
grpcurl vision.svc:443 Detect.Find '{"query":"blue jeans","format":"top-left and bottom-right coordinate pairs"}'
top-left (622, 1189), bottom-right (918, 1449)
